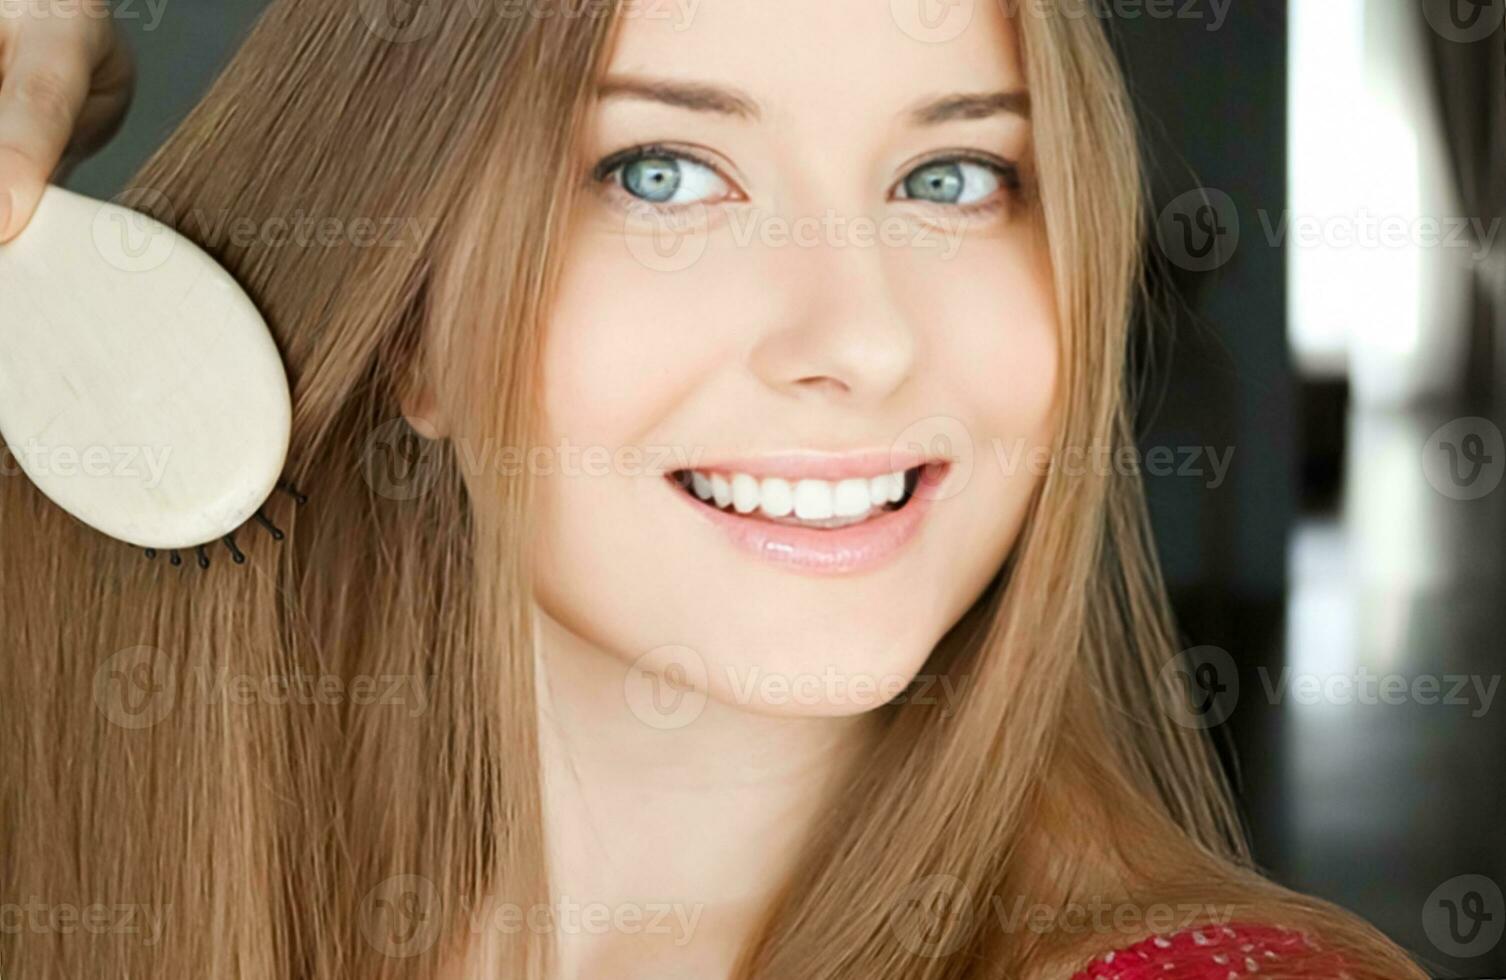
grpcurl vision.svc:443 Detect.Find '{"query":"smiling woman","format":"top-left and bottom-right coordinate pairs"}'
top-left (0, 2), bottom-right (1431, 980)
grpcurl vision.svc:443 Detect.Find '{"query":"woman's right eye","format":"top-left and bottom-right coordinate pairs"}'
top-left (595, 147), bottom-right (738, 209)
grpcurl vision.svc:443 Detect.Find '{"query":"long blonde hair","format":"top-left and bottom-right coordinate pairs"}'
top-left (0, 2), bottom-right (1426, 979)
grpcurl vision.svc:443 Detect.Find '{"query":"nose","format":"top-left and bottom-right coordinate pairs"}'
top-left (747, 238), bottom-right (919, 406)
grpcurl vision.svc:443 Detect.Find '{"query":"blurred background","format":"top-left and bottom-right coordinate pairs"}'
top-left (65, 0), bottom-right (1506, 976)
top-left (1112, 2), bottom-right (1505, 977)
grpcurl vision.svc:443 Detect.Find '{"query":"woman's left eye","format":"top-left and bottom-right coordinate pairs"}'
top-left (599, 149), bottom-right (735, 208)
top-left (896, 158), bottom-right (1018, 208)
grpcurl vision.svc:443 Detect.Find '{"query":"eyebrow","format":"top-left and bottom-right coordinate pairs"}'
top-left (596, 74), bottom-right (1030, 125)
top-left (597, 75), bottom-right (761, 119)
top-left (908, 89), bottom-right (1031, 124)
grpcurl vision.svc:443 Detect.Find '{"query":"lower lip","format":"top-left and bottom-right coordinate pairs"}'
top-left (667, 466), bottom-right (946, 576)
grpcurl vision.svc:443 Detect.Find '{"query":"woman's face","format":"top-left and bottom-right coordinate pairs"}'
top-left (532, 0), bottom-right (1058, 719)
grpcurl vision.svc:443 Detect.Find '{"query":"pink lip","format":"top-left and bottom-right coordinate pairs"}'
top-left (667, 462), bottom-right (949, 576)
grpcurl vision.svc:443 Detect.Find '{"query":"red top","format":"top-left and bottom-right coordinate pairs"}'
top-left (1070, 923), bottom-right (1346, 979)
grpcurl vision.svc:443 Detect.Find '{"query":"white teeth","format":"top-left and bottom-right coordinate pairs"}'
top-left (731, 473), bottom-right (760, 514)
top-left (710, 473), bottom-right (732, 508)
top-left (759, 477), bottom-right (794, 517)
top-left (680, 467), bottom-right (914, 525)
top-left (886, 471), bottom-right (906, 503)
top-left (866, 471), bottom-right (903, 504)
top-left (833, 478), bottom-right (871, 518)
top-left (793, 479), bottom-right (834, 520)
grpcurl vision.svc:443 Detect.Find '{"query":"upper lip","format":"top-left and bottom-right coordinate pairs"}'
top-left (669, 449), bottom-right (948, 482)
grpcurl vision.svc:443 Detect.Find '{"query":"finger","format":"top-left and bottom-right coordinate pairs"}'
top-left (0, 44), bottom-right (92, 241)
top-left (69, 27), bottom-right (134, 157)
top-left (66, 83), bottom-right (133, 164)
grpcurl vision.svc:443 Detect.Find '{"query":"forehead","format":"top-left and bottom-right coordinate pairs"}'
top-left (605, 0), bottom-right (1025, 123)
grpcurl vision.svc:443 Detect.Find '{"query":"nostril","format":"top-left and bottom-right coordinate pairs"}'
top-left (792, 376), bottom-right (853, 397)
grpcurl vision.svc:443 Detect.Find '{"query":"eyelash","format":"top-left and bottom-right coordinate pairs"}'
top-left (590, 142), bottom-right (1022, 217)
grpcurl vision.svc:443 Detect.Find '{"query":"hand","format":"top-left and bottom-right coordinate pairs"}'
top-left (0, 0), bottom-right (135, 242)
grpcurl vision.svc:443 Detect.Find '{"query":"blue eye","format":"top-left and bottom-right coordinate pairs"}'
top-left (899, 158), bottom-right (1015, 207)
top-left (607, 150), bottom-right (734, 207)
top-left (622, 156), bottom-right (681, 203)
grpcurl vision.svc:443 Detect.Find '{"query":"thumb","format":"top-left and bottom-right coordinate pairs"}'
top-left (0, 147), bottom-right (51, 243)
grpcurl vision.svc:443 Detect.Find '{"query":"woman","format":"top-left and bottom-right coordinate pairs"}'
top-left (0, 2), bottom-right (1429, 978)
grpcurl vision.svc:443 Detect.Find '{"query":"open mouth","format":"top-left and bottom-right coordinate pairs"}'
top-left (666, 463), bottom-right (935, 531)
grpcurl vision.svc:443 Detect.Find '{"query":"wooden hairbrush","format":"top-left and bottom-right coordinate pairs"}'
top-left (0, 185), bottom-right (298, 568)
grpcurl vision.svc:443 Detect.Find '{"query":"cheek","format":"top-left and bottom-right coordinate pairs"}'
top-left (878, 232), bottom-right (1060, 646)
top-left (538, 236), bottom-right (700, 447)
top-left (529, 229), bottom-right (742, 678)
top-left (538, 224), bottom-right (785, 442)
top-left (898, 231), bottom-right (1060, 465)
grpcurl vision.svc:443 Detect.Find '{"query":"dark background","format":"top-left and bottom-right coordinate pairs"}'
top-left (1110, 3), bottom-right (1505, 977)
top-left (66, 2), bottom-right (1506, 976)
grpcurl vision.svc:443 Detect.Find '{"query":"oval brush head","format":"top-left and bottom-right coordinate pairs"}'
top-left (0, 185), bottom-right (292, 561)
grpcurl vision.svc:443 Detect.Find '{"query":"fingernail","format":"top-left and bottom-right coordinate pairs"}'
top-left (0, 189), bottom-right (12, 241)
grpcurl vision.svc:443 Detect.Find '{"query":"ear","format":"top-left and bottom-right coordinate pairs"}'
top-left (397, 371), bottom-right (447, 440)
